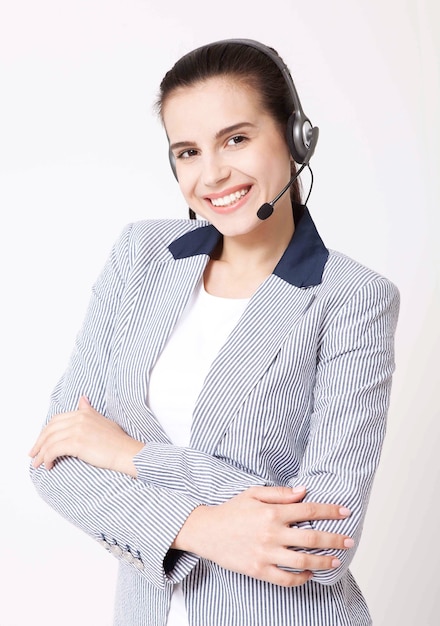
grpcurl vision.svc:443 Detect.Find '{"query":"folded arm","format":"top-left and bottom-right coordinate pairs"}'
top-left (28, 223), bottom-right (268, 586)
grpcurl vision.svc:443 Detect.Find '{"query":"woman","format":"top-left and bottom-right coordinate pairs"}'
top-left (30, 39), bottom-right (399, 625)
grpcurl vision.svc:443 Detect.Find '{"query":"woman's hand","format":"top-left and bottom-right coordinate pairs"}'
top-left (29, 396), bottom-right (144, 476)
top-left (173, 485), bottom-right (354, 587)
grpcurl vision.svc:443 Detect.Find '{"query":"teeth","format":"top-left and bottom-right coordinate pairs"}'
top-left (211, 188), bottom-right (249, 207)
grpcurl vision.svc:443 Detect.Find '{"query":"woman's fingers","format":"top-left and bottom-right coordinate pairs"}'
top-left (243, 561), bottom-right (315, 588)
top-left (287, 526), bottom-right (355, 551)
top-left (78, 395), bottom-right (91, 410)
top-left (29, 399), bottom-right (144, 475)
top-left (31, 432), bottom-right (74, 470)
top-left (266, 567), bottom-right (313, 588)
top-left (231, 529), bottom-right (350, 584)
top-left (270, 547), bottom-right (340, 574)
top-left (248, 486), bottom-right (351, 524)
top-left (247, 509), bottom-right (353, 575)
top-left (247, 485), bottom-right (307, 504)
top-left (29, 414), bottom-right (76, 463)
top-left (282, 501), bottom-right (351, 525)
top-left (30, 414), bottom-right (81, 468)
top-left (29, 402), bottom-right (104, 465)
top-left (30, 397), bottom-right (93, 452)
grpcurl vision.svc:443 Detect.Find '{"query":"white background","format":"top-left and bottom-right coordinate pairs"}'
top-left (1, 1), bottom-right (439, 624)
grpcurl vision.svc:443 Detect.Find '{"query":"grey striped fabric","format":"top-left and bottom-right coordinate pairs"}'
top-left (30, 216), bottom-right (399, 625)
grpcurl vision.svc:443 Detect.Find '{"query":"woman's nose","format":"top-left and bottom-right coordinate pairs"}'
top-left (201, 154), bottom-right (230, 187)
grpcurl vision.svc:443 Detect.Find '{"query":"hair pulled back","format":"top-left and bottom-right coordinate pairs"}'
top-left (157, 41), bottom-right (301, 205)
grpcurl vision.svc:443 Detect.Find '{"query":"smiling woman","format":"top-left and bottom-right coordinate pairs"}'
top-left (29, 39), bottom-right (399, 626)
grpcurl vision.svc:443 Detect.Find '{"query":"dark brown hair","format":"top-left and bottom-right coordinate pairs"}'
top-left (156, 41), bottom-right (301, 205)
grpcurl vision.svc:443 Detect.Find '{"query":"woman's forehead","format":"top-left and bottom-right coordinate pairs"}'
top-left (162, 77), bottom-right (266, 137)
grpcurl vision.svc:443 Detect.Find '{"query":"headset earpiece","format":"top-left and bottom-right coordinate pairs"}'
top-left (287, 113), bottom-right (318, 165)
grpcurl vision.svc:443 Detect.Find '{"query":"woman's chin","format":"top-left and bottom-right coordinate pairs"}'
top-left (208, 213), bottom-right (266, 239)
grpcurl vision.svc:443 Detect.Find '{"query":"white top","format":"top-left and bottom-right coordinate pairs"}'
top-left (148, 280), bottom-right (249, 625)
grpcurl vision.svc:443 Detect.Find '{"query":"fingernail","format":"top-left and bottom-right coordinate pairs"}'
top-left (344, 538), bottom-right (355, 548)
top-left (292, 485), bottom-right (306, 493)
top-left (331, 558), bottom-right (341, 568)
top-left (339, 507), bottom-right (351, 516)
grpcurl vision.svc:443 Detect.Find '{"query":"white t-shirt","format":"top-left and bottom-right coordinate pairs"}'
top-left (148, 279), bottom-right (249, 625)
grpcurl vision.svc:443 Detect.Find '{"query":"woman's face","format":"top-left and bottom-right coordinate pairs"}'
top-left (163, 76), bottom-right (293, 240)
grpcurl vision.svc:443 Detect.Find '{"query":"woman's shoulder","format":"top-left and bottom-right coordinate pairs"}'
top-left (325, 249), bottom-right (397, 286)
top-left (115, 218), bottom-right (205, 264)
top-left (130, 218), bottom-right (203, 247)
top-left (320, 248), bottom-right (400, 305)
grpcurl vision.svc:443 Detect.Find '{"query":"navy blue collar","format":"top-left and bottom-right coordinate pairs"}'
top-left (168, 207), bottom-right (329, 288)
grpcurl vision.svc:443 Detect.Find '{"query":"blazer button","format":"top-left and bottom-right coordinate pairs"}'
top-left (97, 538), bottom-right (110, 551)
top-left (122, 551), bottom-right (135, 564)
top-left (109, 544), bottom-right (123, 557)
top-left (133, 558), bottom-right (144, 571)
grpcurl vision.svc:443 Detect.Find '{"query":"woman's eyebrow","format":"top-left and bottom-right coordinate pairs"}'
top-left (214, 122), bottom-right (256, 139)
top-left (169, 140), bottom-right (195, 151)
top-left (169, 122), bottom-right (256, 151)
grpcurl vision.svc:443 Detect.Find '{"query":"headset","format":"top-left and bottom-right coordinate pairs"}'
top-left (167, 38), bottom-right (319, 181)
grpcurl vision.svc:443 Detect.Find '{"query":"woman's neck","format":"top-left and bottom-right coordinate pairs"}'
top-left (204, 211), bottom-right (295, 299)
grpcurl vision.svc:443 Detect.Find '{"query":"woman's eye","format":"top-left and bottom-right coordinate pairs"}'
top-left (177, 148), bottom-right (198, 159)
top-left (227, 135), bottom-right (247, 146)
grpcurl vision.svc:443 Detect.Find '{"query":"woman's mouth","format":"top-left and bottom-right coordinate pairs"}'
top-left (209, 187), bottom-right (250, 208)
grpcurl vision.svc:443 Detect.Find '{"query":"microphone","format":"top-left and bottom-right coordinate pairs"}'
top-left (257, 127), bottom-right (318, 221)
top-left (257, 164), bottom-right (306, 220)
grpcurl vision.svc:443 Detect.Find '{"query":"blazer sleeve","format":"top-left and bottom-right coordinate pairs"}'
top-left (30, 223), bottom-right (264, 587)
top-left (288, 275), bottom-right (400, 585)
top-left (133, 441), bottom-right (267, 504)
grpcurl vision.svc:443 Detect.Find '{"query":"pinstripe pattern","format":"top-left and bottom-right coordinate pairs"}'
top-left (30, 212), bottom-right (399, 625)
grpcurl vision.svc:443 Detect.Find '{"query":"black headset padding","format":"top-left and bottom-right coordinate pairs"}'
top-left (167, 38), bottom-right (318, 179)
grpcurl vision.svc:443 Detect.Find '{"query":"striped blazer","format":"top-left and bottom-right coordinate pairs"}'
top-left (30, 208), bottom-right (399, 626)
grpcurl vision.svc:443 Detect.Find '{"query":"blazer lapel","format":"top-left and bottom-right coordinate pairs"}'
top-left (190, 274), bottom-right (317, 453)
top-left (115, 254), bottom-right (209, 438)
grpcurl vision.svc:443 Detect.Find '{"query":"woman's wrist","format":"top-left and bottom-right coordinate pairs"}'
top-left (116, 439), bottom-right (145, 477)
top-left (172, 505), bottom-right (212, 553)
